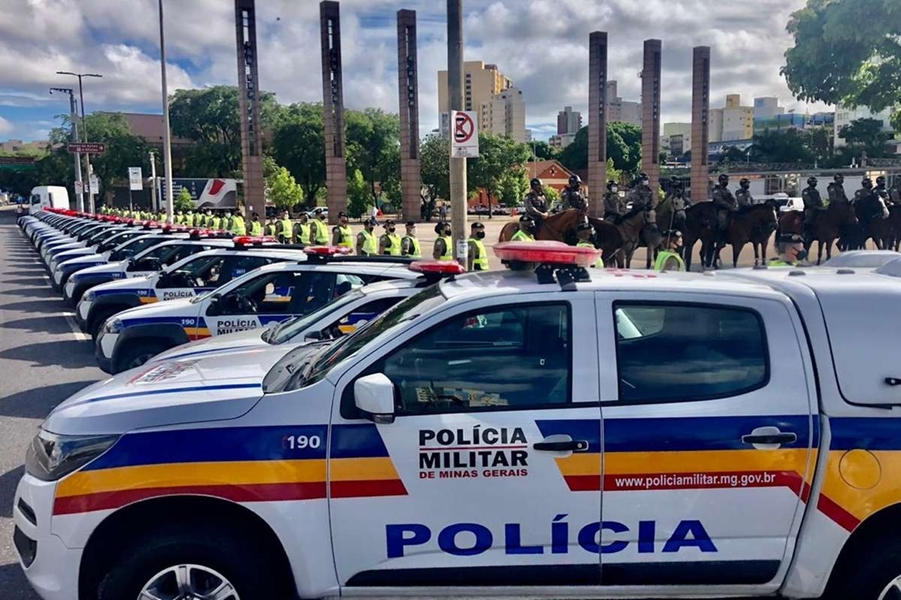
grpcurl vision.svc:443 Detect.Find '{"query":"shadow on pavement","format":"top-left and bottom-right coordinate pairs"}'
top-left (0, 466), bottom-right (25, 519)
top-left (0, 340), bottom-right (95, 370)
top-left (0, 302), bottom-right (69, 316)
top-left (1, 288), bottom-right (57, 299)
top-left (0, 562), bottom-right (38, 600)
top-left (0, 380), bottom-right (97, 420)
top-left (1, 278), bottom-right (48, 287)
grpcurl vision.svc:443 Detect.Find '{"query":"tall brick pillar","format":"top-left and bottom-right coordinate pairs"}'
top-left (235, 0), bottom-right (264, 221)
top-left (320, 1), bottom-right (347, 224)
top-left (587, 32), bottom-right (608, 218)
top-left (690, 46), bottom-right (711, 201)
top-left (397, 10), bottom-right (422, 222)
top-left (641, 39), bottom-right (662, 193)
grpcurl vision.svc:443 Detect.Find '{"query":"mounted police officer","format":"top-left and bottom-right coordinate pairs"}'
top-left (891, 181), bottom-right (901, 206)
top-left (561, 174), bottom-right (587, 213)
top-left (603, 180), bottom-right (624, 222)
top-left (627, 172), bottom-right (654, 212)
top-left (828, 174), bottom-right (849, 205)
top-left (735, 178), bottom-right (754, 210)
top-left (524, 178), bottom-right (549, 231)
top-left (802, 176), bottom-right (825, 244)
top-left (875, 176), bottom-right (890, 203)
top-left (711, 173), bottom-right (737, 241)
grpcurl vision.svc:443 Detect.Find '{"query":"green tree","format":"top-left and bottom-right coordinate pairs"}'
top-left (175, 187), bottom-right (194, 212)
top-left (558, 122), bottom-right (643, 175)
top-left (720, 145), bottom-right (748, 165)
top-left (801, 126), bottom-right (833, 164)
top-left (265, 164), bottom-right (304, 210)
top-left (838, 118), bottom-right (893, 159)
top-left (529, 140), bottom-right (559, 161)
top-left (420, 134), bottom-right (450, 220)
top-left (749, 129), bottom-right (812, 163)
top-left (346, 169), bottom-right (370, 219)
top-left (544, 186), bottom-right (560, 205)
top-left (467, 133), bottom-right (531, 218)
top-left (169, 85), bottom-right (280, 178)
top-left (782, 0), bottom-right (901, 131)
top-left (345, 108), bottom-right (400, 204)
top-left (498, 168), bottom-right (529, 206)
top-left (270, 103), bottom-right (325, 208)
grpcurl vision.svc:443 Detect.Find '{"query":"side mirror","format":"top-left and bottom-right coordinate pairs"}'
top-left (354, 373), bottom-right (396, 424)
top-left (305, 330), bottom-right (323, 341)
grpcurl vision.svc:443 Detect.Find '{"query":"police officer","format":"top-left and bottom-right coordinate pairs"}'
top-left (356, 218), bottom-right (378, 256)
top-left (802, 177), bottom-right (825, 244)
top-left (332, 212), bottom-right (354, 250)
top-left (735, 178), bottom-right (754, 210)
top-left (891, 182), bottom-right (901, 206)
top-left (511, 215), bottom-right (537, 242)
top-left (277, 210), bottom-right (293, 243)
top-left (770, 233), bottom-right (807, 267)
top-left (230, 210), bottom-right (246, 235)
top-left (575, 222), bottom-right (605, 268)
top-left (249, 212), bottom-right (263, 236)
top-left (401, 222), bottom-right (421, 257)
top-left (467, 222), bottom-right (488, 271)
top-left (524, 178), bottom-right (549, 230)
top-left (561, 174), bottom-right (587, 212)
top-left (209, 210), bottom-right (222, 231)
top-left (627, 172), bottom-right (654, 212)
top-left (311, 210), bottom-right (329, 245)
top-left (265, 215), bottom-right (278, 237)
top-left (433, 221), bottom-right (453, 261)
top-left (711, 174), bottom-right (736, 240)
top-left (875, 176), bottom-right (889, 203)
top-left (379, 220), bottom-right (401, 255)
top-left (654, 230), bottom-right (686, 272)
top-left (603, 180), bottom-right (623, 222)
top-left (294, 212), bottom-right (311, 245)
top-left (828, 174), bottom-right (849, 204)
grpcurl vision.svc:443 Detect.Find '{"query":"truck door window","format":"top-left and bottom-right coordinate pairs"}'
top-left (318, 297), bottom-right (401, 340)
top-left (371, 303), bottom-right (571, 414)
top-left (613, 302), bottom-right (769, 403)
top-left (222, 271), bottom-right (309, 316)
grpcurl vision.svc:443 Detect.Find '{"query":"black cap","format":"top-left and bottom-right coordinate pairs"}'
top-left (663, 229), bottom-right (683, 238)
top-left (364, 217), bottom-right (377, 226)
top-left (384, 219), bottom-right (396, 226)
top-left (519, 214), bottom-right (535, 223)
top-left (471, 221), bottom-right (485, 229)
top-left (778, 233), bottom-right (804, 245)
top-left (576, 222), bottom-right (592, 231)
top-left (406, 221), bottom-right (415, 227)
top-left (338, 211), bottom-right (348, 218)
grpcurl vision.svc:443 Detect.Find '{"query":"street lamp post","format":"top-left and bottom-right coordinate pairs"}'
top-left (57, 71), bottom-right (102, 213)
top-left (49, 87), bottom-right (85, 212)
top-left (158, 0), bottom-right (175, 224)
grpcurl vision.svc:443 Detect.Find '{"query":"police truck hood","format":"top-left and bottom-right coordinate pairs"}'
top-left (44, 344), bottom-right (293, 436)
top-left (71, 260), bottom-right (128, 277)
top-left (150, 327), bottom-right (268, 363)
top-left (57, 253), bottom-right (107, 268)
top-left (88, 273), bottom-right (157, 296)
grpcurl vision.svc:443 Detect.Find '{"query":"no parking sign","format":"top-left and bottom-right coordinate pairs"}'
top-left (451, 110), bottom-right (479, 158)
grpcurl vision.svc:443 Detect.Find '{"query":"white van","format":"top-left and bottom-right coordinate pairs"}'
top-left (28, 185), bottom-right (70, 214)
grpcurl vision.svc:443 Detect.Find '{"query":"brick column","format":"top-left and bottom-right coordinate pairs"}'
top-left (320, 1), bottom-right (347, 224)
top-left (641, 39), bottom-right (662, 193)
top-left (587, 32), bottom-right (608, 218)
top-left (235, 0), bottom-right (264, 221)
top-left (690, 46), bottom-right (711, 201)
top-left (397, 10), bottom-right (422, 222)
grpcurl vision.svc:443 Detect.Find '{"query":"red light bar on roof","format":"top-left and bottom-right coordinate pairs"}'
top-left (304, 246), bottom-right (352, 256)
top-left (409, 260), bottom-right (465, 275)
top-left (494, 241), bottom-right (600, 267)
top-left (233, 235), bottom-right (277, 246)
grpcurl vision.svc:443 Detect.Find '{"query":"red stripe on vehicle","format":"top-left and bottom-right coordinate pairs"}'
top-left (330, 479), bottom-right (408, 498)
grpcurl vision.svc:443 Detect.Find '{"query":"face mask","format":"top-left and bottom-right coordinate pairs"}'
top-left (796, 249), bottom-right (808, 261)
top-left (387, 227), bottom-right (395, 233)
top-left (444, 228), bottom-right (451, 236)
top-left (475, 231), bottom-right (485, 240)
top-left (610, 187), bottom-right (618, 193)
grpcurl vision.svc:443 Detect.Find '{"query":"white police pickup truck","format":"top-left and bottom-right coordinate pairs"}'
top-left (14, 243), bottom-right (901, 600)
top-left (94, 248), bottom-right (419, 373)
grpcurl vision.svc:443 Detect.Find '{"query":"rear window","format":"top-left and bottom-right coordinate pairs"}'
top-left (819, 283), bottom-right (901, 406)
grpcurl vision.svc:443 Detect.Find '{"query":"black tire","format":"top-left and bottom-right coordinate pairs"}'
top-left (68, 283), bottom-right (88, 307)
top-left (96, 522), bottom-right (286, 600)
top-left (88, 306), bottom-right (125, 342)
top-left (828, 537), bottom-right (901, 600)
top-left (113, 340), bottom-right (170, 373)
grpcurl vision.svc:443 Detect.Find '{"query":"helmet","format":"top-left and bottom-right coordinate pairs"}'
top-left (739, 178), bottom-right (750, 187)
top-left (568, 174), bottom-right (582, 187)
top-left (434, 221), bottom-right (449, 234)
top-left (664, 229), bottom-right (683, 238)
top-left (519, 214), bottom-right (535, 224)
top-left (718, 174), bottom-right (729, 184)
top-left (834, 174), bottom-right (844, 182)
top-left (530, 178), bottom-right (542, 189)
top-left (862, 177), bottom-right (873, 188)
top-left (639, 172), bottom-right (649, 181)
top-left (807, 177), bottom-right (818, 186)
top-left (877, 176), bottom-right (886, 186)
top-left (576, 221), bottom-right (592, 232)
top-left (607, 180), bottom-right (618, 190)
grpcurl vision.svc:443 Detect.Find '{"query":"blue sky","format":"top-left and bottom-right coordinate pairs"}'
top-left (1, 0), bottom-right (827, 143)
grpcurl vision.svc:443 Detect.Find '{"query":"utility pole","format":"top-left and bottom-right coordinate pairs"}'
top-left (158, 0), bottom-right (175, 223)
top-left (447, 0), bottom-right (467, 265)
top-left (49, 87), bottom-right (84, 211)
top-left (57, 71), bottom-right (102, 213)
top-left (148, 150), bottom-right (157, 212)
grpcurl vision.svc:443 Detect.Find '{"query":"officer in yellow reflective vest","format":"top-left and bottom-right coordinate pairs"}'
top-left (356, 218), bottom-right (378, 256)
top-left (379, 220), bottom-right (402, 255)
top-left (401, 222), bottom-right (421, 257)
top-left (654, 230), bottom-right (686, 272)
top-left (312, 211), bottom-right (330, 245)
top-left (249, 213), bottom-right (263, 236)
top-left (277, 211), bottom-right (293, 243)
top-left (230, 211), bottom-right (246, 235)
top-left (294, 213), bottom-right (311, 245)
top-left (265, 215), bottom-right (278, 237)
top-left (511, 215), bottom-right (537, 242)
top-left (209, 211), bottom-right (222, 230)
top-left (433, 221), bottom-right (454, 261)
top-left (575, 222), bottom-right (605, 268)
top-left (769, 233), bottom-right (807, 267)
top-left (332, 212), bottom-right (354, 250)
top-left (467, 222), bottom-right (489, 271)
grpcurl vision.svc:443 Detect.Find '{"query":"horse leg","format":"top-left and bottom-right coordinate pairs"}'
top-left (817, 241), bottom-right (823, 265)
top-left (826, 240), bottom-right (833, 262)
top-left (733, 244), bottom-right (740, 269)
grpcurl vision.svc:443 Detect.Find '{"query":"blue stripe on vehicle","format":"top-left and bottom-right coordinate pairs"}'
top-left (331, 424), bottom-right (392, 459)
top-left (830, 417), bottom-right (901, 451)
top-left (161, 345), bottom-right (259, 360)
top-left (77, 383), bottom-right (261, 405)
top-left (92, 288), bottom-right (155, 299)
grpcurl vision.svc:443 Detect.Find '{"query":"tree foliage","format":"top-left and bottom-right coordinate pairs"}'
top-left (346, 169), bottom-right (370, 219)
top-left (558, 122), bottom-right (643, 175)
top-left (530, 140), bottom-right (559, 161)
top-left (838, 117), bottom-right (893, 159)
top-left (175, 188), bottom-right (194, 212)
top-left (270, 103), bottom-right (326, 208)
top-left (265, 162), bottom-right (304, 210)
top-left (782, 0), bottom-right (901, 130)
top-left (498, 169), bottom-right (529, 206)
top-left (467, 133), bottom-right (531, 213)
top-left (419, 134), bottom-right (449, 219)
top-left (749, 129), bottom-right (812, 164)
top-left (345, 108), bottom-right (400, 204)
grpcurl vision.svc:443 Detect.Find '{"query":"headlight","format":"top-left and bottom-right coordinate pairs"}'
top-left (25, 429), bottom-right (119, 481)
top-left (104, 318), bottom-right (124, 334)
top-left (69, 274), bottom-right (80, 285)
top-left (83, 290), bottom-right (95, 302)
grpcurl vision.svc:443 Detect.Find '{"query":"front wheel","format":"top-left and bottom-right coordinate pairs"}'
top-left (97, 523), bottom-right (286, 600)
top-left (113, 340), bottom-right (169, 373)
top-left (828, 537), bottom-right (901, 600)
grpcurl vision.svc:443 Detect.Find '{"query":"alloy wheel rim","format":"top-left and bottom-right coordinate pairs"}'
top-left (138, 563), bottom-right (239, 600)
top-left (879, 576), bottom-right (901, 600)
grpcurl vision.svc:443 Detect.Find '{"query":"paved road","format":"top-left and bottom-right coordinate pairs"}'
top-left (0, 207), bottom-right (102, 599)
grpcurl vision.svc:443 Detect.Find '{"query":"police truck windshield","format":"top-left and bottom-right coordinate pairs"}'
top-left (266, 289), bottom-right (367, 345)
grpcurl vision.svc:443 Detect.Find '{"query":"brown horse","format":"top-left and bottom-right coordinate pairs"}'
top-left (610, 209), bottom-right (658, 268)
top-left (498, 210), bottom-right (623, 265)
top-left (724, 203), bottom-right (779, 268)
top-left (778, 201), bottom-right (858, 264)
top-left (683, 203), bottom-right (720, 271)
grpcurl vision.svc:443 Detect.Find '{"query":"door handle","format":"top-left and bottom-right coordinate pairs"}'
top-left (533, 440), bottom-right (589, 452)
top-left (742, 432), bottom-right (797, 445)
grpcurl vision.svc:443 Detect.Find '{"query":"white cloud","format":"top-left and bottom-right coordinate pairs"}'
top-left (1, 0), bottom-right (831, 140)
top-left (0, 116), bottom-right (14, 135)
